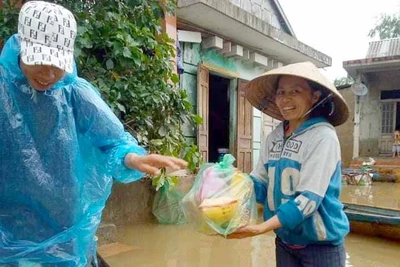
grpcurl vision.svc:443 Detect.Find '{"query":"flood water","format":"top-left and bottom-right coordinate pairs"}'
top-left (341, 183), bottom-right (400, 210)
top-left (103, 183), bottom-right (400, 267)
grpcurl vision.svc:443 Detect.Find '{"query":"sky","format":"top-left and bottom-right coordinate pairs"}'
top-left (279, 0), bottom-right (400, 81)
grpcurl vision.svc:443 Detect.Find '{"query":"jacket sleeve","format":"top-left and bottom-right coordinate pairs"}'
top-left (71, 78), bottom-right (147, 183)
top-left (250, 136), bottom-right (269, 204)
top-left (276, 132), bottom-right (341, 230)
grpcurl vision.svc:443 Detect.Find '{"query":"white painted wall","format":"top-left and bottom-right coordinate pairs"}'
top-left (359, 88), bottom-right (381, 142)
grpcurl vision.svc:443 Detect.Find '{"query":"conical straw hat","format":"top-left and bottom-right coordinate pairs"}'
top-left (245, 61), bottom-right (349, 126)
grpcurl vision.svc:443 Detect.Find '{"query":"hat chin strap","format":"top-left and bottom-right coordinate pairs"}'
top-left (301, 93), bottom-right (334, 119)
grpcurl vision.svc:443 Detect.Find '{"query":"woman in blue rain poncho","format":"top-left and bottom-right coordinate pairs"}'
top-left (0, 1), bottom-right (187, 266)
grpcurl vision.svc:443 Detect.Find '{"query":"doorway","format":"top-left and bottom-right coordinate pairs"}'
top-left (208, 74), bottom-right (230, 162)
top-left (197, 64), bottom-right (253, 171)
top-left (380, 101), bottom-right (400, 155)
top-left (396, 102), bottom-right (400, 130)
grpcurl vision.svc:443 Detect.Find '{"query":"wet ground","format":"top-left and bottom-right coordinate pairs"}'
top-left (103, 183), bottom-right (400, 267)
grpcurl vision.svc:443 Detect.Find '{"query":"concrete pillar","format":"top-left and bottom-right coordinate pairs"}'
top-left (353, 96), bottom-right (360, 159)
top-left (161, 13), bottom-right (177, 73)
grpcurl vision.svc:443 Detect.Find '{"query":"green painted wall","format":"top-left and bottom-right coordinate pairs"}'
top-left (229, 79), bottom-right (238, 155)
top-left (181, 71), bottom-right (197, 139)
top-left (202, 49), bottom-right (265, 81)
top-left (180, 42), bottom-right (265, 168)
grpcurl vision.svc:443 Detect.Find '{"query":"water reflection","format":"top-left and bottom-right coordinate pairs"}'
top-left (341, 183), bottom-right (400, 209)
top-left (345, 233), bottom-right (400, 267)
top-left (103, 183), bottom-right (400, 266)
top-left (104, 223), bottom-right (400, 267)
top-left (105, 223), bottom-right (277, 267)
top-left (345, 253), bottom-right (353, 267)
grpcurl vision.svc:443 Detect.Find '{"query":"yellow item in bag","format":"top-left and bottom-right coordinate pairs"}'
top-left (199, 197), bottom-right (238, 226)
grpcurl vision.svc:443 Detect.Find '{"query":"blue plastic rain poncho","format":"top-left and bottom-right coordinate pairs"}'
top-left (0, 35), bottom-right (147, 266)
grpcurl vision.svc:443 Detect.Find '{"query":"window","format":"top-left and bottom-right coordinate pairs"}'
top-left (381, 102), bottom-right (395, 134)
top-left (381, 90), bottom-right (400, 100)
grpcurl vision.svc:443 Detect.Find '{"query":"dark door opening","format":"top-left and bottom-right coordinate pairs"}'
top-left (396, 102), bottom-right (400, 130)
top-left (209, 74), bottom-right (230, 162)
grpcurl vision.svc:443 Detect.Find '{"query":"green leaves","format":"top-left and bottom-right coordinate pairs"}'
top-left (369, 14), bottom-right (400, 40)
top-left (194, 115), bottom-right (203, 125)
top-left (116, 103), bottom-right (126, 113)
top-left (333, 76), bottom-right (354, 87)
top-left (106, 59), bottom-right (114, 70)
top-left (122, 47), bottom-right (133, 58)
top-left (171, 73), bottom-right (179, 84)
top-left (152, 168), bottom-right (180, 191)
top-left (0, 0), bottom-right (19, 43)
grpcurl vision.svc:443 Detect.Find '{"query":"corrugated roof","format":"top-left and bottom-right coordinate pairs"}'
top-left (366, 38), bottom-right (400, 58)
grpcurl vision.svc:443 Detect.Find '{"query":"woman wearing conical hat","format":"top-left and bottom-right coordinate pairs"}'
top-left (228, 62), bottom-right (349, 267)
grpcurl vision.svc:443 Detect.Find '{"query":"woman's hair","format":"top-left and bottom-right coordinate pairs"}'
top-left (307, 80), bottom-right (334, 119)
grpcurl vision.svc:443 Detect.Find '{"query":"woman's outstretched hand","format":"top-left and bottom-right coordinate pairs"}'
top-left (125, 153), bottom-right (188, 176)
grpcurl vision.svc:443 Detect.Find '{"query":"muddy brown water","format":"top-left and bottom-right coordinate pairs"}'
top-left (341, 183), bottom-right (400, 210)
top-left (104, 184), bottom-right (400, 267)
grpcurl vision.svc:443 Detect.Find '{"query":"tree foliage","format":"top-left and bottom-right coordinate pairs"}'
top-left (369, 13), bottom-right (400, 39)
top-left (334, 76), bottom-right (354, 87)
top-left (0, 0), bottom-right (19, 42)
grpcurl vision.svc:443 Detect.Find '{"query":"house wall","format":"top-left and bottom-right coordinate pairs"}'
top-left (358, 81), bottom-right (380, 157)
top-left (229, 0), bottom-right (283, 30)
top-left (102, 180), bottom-right (155, 226)
top-left (358, 71), bottom-right (400, 157)
top-left (336, 87), bottom-right (355, 167)
top-left (180, 42), bottom-right (267, 169)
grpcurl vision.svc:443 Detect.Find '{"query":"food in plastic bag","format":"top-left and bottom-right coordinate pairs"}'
top-left (198, 167), bottom-right (228, 201)
top-left (181, 154), bottom-right (257, 236)
top-left (152, 180), bottom-right (187, 225)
